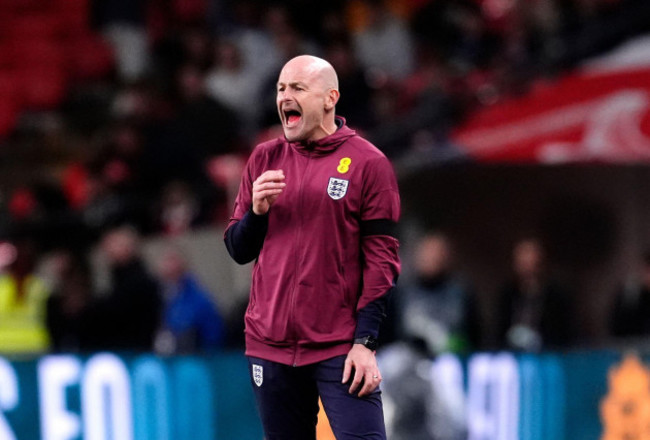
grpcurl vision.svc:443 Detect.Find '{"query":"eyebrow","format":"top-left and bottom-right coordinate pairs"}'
top-left (277, 81), bottom-right (308, 89)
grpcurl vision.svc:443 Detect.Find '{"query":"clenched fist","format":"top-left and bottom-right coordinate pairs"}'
top-left (252, 170), bottom-right (286, 215)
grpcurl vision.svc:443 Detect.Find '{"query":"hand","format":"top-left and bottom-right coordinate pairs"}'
top-left (252, 170), bottom-right (286, 215)
top-left (342, 344), bottom-right (382, 397)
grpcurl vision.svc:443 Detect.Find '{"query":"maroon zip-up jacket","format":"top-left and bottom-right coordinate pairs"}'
top-left (225, 118), bottom-right (400, 366)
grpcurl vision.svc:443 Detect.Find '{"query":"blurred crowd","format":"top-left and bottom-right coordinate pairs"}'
top-left (2, 222), bottom-right (649, 357)
top-left (1, 0), bottom-right (650, 250)
top-left (384, 233), bottom-right (574, 355)
top-left (382, 232), bottom-right (650, 439)
top-left (0, 225), bottom-right (230, 355)
top-left (1, 0), bottom-right (650, 358)
top-left (2, 4), bottom-right (650, 440)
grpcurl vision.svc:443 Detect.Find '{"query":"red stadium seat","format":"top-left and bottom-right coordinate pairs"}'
top-left (0, 98), bottom-right (18, 138)
top-left (7, 39), bottom-right (67, 72)
top-left (67, 33), bottom-right (115, 80)
top-left (16, 67), bottom-right (68, 110)
top-left (173, 0), bottom-right (209, 24)
top-left (3, 14), bottom-right (64, 40)
top-left (0, 0), bottom-right (102, 125)
top-left (0, 0), bottom-right (43, 13)
top-left (52, 0), bottom-right (89, 35)
top-left (51, 0), bottom-right (88, 15)
top-left (0, 69), bottom-right (23, 114)
top-left (58, 12), bottom-right (89, 36)
top-left (0, 42), bottom-right (14, 69)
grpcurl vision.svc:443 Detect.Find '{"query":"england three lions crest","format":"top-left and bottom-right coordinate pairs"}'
top-left (327, 177), bottom-right (349, 200)
top-left (252, 364), bottom-right (263, 387)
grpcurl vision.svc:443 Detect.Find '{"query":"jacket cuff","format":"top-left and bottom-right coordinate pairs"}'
top-left (245, 205), bottom-right (269, 225)
top-left (354, 296), bottom-right (388, 340)
top-left (224, 206), bottom-right (269, 264)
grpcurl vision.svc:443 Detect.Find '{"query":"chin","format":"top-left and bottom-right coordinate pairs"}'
top-left (283, 130), bottom-right (303, 142)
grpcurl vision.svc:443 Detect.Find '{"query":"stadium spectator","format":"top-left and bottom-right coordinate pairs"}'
top-left (325, 42), bottom-right (375, 131)
top-left (496, 237), bottom-right (574, 351)
top-left (223, 0), bottom-right (280, 86)
top-left (205, 39), bottom-right (264, 138)
top-left (153, 181), bottom-right (203, 236)
top-left (367, 45), bottom-right (459, 159)
top-left (102, 121), bottom-right (147, 191)
top-left (153, 244), bottom-right (225, 354)
top-left (45, 251), bottom-right (95, 352)
top-left (91, 225), bottom-right (161, 351)
top-left (609, 250), bottom-right (650, 338)
top-left (0, 238), bottom-right (51, 354)
top-left (397, 232), bottom-right (480, 355)
top-left (152, 24), bottom-right (215, 76)
top-left (145, 64), bottom-right (240, 185)
top-left (92, 0), bottom-right (151, 82)
top-left (264, 4), bottom-right (321, 63)
top-left (351, 0), bottom-right (415, 81)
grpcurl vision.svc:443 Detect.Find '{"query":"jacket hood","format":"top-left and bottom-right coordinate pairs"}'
top-left (289, 116), bottom-right (356, 156)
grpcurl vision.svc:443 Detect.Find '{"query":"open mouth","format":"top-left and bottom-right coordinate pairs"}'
top-left (284, 109), bottom-right (302, 126)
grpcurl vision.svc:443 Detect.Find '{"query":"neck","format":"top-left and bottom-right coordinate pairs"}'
top-left (316, 116), bottom-right (338, 140)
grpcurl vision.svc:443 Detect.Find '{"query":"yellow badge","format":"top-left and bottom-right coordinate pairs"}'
top-left (337, 157), bottom-right (351, 174)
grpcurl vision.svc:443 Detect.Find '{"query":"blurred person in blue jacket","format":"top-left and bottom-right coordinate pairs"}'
top-left (154, 244), bottom-right (225, 354)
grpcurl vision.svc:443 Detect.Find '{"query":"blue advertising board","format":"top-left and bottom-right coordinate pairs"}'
top-left (380, 349), bottom-right (641, 440)
top-left (0, 349), bottom-right (644, 439)
top-left (0, 352), bottom-right (263, 440)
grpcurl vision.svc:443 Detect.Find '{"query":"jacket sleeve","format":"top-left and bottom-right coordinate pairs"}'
top-left (224, 209), bottom-right (269, 264)
top-left (223, 150), bottom-right (269, 264)
top-left (354, 155), bottom-right (401, 341)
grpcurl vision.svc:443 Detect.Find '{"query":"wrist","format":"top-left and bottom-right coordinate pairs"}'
top-left (353, 335), bottom-right (378, 351)
top-left (249, 205), bottom-right (268, 217)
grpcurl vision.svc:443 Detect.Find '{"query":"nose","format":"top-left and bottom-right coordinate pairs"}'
top-left (277, 89), bottom-right (294, 102)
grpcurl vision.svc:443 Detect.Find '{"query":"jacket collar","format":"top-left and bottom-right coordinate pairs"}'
top-left (288, 116), bottom-right (356, 156)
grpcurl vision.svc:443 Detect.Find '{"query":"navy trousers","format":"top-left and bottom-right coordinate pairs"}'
top-left (247, 355), bottom-right (387, 440)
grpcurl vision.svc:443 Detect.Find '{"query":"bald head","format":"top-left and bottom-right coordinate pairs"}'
top-left (276, 55), bottom-right (341, 142)
top-left (281, 55), bottom-right (339, 93)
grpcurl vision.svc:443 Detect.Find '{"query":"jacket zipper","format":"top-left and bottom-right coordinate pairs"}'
top-left (289, 151), bottom-right (313, 366)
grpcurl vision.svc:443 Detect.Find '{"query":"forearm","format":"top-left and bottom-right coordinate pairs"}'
top-left (224, 208), bottom-right (269, 264)
top-left (354, 289), bottom-right (394, 340)
top-left (355, 234), bottom-right (400, 340)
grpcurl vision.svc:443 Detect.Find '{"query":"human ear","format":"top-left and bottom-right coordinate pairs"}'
top-left (324, 89), bottom-right (340, 111)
